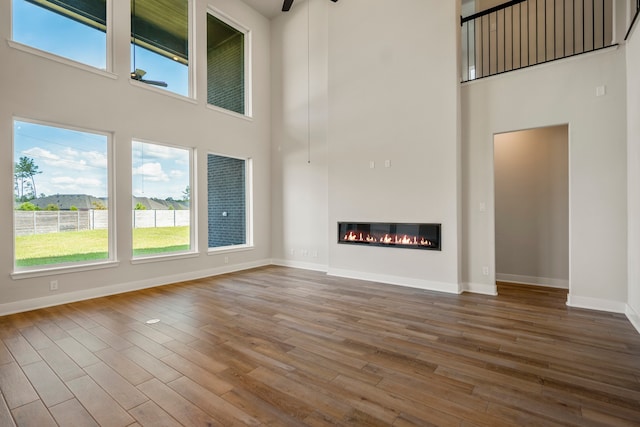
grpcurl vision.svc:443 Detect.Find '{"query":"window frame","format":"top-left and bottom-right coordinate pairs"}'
top-left (207, 152), bottom-right (253, 253)
top-left (130, 138), bottom-right (197, 262)
top-left (9, 0), bottom-right (114, 75)
top-left (129, 0), bottom-right (196, 100)
top-left (11, 117), bottom-right (117, 279)
top-left (206, 7), bottom-right (252, 118)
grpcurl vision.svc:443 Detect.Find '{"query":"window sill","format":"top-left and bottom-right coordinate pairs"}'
top-left (129, 79), bottom-right (197, 105)
top-left (206, 104), bottom-right (253, 121)
top-left (11, 260), bottom-right (120, 280)
top-left (207, 245), bottom-right (254, 255)
top-left (7, 40), bottom-right (117, 80)
top-left (131, 251), bottom-right (200, 265)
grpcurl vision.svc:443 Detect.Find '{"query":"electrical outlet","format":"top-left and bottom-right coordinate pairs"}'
top-left (50, 280), bottom-right (58, 291)
top-left (224, 256), bottom-right (229, 264)
top-left (482, 266), bottom-right (489, 276)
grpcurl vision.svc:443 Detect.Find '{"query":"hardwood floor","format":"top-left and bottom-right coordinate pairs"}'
top-left (0, 267), bottom-right (639, 426)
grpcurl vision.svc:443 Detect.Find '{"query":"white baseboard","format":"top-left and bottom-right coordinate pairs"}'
top-left (461, 282), bottom-right (498, 295)
top-left (0, 259), bottom-right (271, 317)
top-left (566, 294), bottom-right (627, 314)
top-left (496, 273), bottom-right (569, 289)
top-left (626, 304), bottom-right (640, 334)
top-left (327, 268), bottom-right (460, 294)
top-left (270, 258), bottom-right (328, 272)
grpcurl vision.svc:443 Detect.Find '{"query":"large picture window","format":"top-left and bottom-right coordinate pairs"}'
top-left (131, 0), bottom-right (190, 97)
top-left (13, 120), bottom-right (111, 270)
top-left (132, 140), bottom-right (193, 257)
top-left (12, 0), bottom-right (108, 69)
top-left (207, 12), bottom-right (249, 115)
top-left (208, 154), bottom-right (251, 249)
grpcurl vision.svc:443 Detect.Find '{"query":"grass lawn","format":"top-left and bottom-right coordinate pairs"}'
top-left (16, 227), bottom-right (190, 267)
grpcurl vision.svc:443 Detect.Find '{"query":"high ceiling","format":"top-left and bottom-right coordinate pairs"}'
top-left (241, 0), bottom-right (303, 19)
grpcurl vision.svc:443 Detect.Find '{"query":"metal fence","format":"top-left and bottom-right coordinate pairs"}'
top-left (14, 210), bottom-right (189, 236)
top-left (461, 0), bottom-right (615, 82)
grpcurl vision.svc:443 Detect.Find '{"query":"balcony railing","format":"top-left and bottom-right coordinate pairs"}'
top-left (461, 0), bottom-right (615, 82)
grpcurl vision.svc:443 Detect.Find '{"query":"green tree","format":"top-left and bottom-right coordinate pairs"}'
top-left (14, 156), bottom-right (42, 201)
top-left (182, 185), bottom-right (190, 202)
top-left (45, 204), bottom-right (59, 211)
top-left (70, 205), bottom-right (78, 211)
top-left (134, 202), bottom-right (147, 210)
top-left (92, 200), bottom-right (107, 210)
top-left (17, 202), bottom-right (38, 211)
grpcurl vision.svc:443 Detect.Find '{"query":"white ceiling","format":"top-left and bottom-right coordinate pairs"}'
top-left (241, 0), bottom-right (292, 19)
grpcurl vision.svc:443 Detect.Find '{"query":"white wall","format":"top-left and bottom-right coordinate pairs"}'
top-left (271, 0), bottom-right (462, 292)
top-left (270, 0), bottom-right (329, 271)
top-left (0, 0), bottom-right (272, 313)
top-left (494, 126), bottom-right (569, 288)
top-left (326, 0), bottom-right (462, 292)
top-left (626, 19), bottom-right (640, 330)
top-left (462, 47), bottom-right (628, 311)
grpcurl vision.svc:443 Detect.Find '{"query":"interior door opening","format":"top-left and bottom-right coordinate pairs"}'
top-left (494, 125), bottom-right (569, 295)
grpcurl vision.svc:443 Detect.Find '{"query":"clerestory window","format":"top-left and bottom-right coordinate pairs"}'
top-left (12, 0), bottom-right (108, 70)
top-left (207, 11), bottom-right (250, 116)
top-left (131, 0), bottom-right (191, 97)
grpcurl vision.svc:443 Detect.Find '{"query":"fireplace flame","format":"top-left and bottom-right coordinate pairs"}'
top-left (343, 231), bottom-right (433, 247)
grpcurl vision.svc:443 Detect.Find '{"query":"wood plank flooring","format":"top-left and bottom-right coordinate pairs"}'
top-left (0, 267), bottom-right (639, 426)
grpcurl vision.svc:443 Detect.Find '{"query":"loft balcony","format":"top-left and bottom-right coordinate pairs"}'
top-left (460, 0), bottom-right (638, 82)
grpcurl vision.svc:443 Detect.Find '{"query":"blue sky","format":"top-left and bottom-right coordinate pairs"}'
top-left (15, 121), bottom-right (109, 198)
top-left (13, 0), bottom-right (190, 201)
top-left (132, 141), bottom-right (190, 200)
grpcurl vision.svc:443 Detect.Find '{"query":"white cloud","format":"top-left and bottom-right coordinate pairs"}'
top-left (23, 147), bottom-right (60, 162)
top-left (24, 146), bottom-right (91, 170)
top-left (133, 162), bottom-right (169, 182)
top-left (43, 175), bottom-right (105, 196)
top-left (133, 142), bottom-right (187, 161)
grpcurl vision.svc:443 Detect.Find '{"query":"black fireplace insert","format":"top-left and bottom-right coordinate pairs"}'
top-left (338, 222), bottom-right (441, 250)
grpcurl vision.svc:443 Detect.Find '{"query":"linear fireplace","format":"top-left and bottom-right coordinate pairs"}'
top-left (338, 222), bottom-right (441, 251)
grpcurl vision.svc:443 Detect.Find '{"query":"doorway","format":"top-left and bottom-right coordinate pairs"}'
top-left (494, 125), bottom-right (569, 291)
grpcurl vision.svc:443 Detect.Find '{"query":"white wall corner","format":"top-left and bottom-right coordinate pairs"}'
top-left (0, 259), bottom-right (272, 317)
top-left (566, 294), bottom-right (627, 314)
top-left (462, 282), bottom-right (498, 296)
top-left (626, 304), bottom-right (640, 335)
top-left (327, 268), bottom-right (461, 294)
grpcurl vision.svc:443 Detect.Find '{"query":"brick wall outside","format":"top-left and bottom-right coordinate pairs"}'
top-left (208, 154), bottom-right (246, 248)
top-left (207, 32), bottom-right (244, 114)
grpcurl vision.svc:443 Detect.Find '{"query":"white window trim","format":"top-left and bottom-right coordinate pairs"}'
top-left (130, 251), bottom-right (199, 264)
top-left (12, 117), bottom-right (116, 275)
top-left (206, 7), bottom-right (252, 118)
top-left (207, 244), bottom-right (254, 255)
top-left (7, 41), bottom-right (117, 80)
top-left (11, 261), bottom-right (120, 280)
top-left (207, 152), bottom-right (253, 251)
top-left (131, 138), bottom-right (197, 260)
